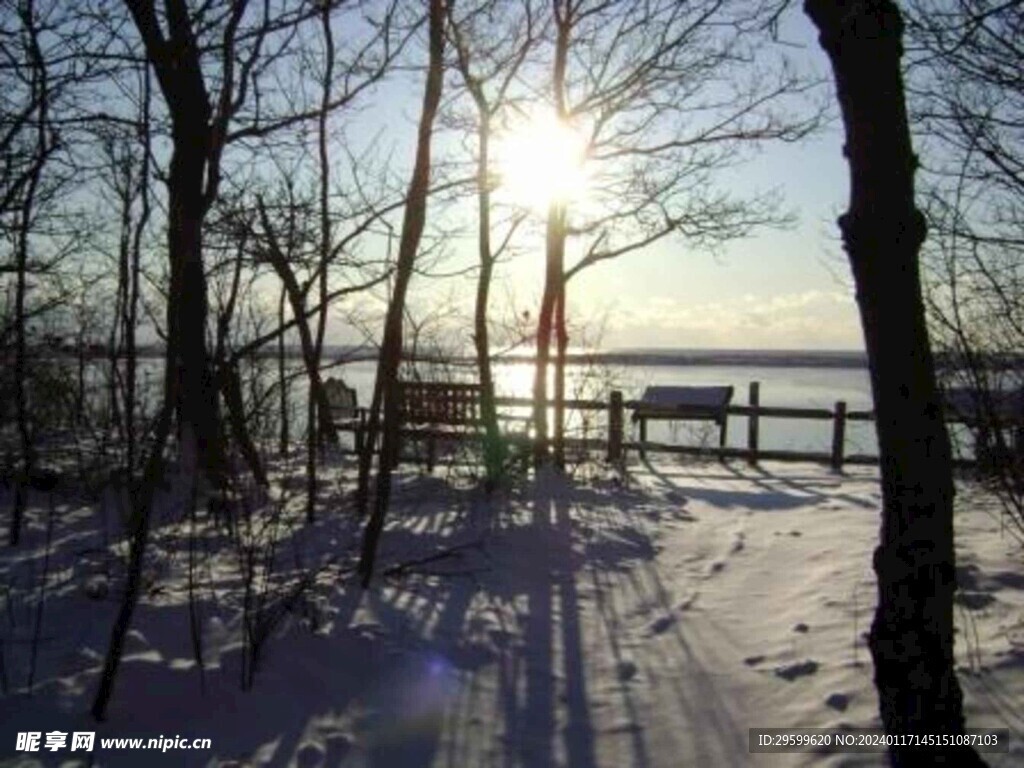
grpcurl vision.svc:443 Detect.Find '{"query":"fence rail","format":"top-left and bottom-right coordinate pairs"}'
top-left (338, 381), bottom-right (1009, 469)
top-left (489, 385), bottom-right (873, 468)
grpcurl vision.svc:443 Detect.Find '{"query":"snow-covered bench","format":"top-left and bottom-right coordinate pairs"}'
top-left (631, 385), bottom-right (734, 456)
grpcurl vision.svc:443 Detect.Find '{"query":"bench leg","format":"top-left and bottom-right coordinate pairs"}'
top-left (639, 418), bottom-right (647, 458)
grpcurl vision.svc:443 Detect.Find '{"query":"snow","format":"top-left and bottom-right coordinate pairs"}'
top-left (1, 457), bottom-right (1023, 766)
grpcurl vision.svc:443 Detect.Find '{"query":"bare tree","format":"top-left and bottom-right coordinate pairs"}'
top-left (906, 0), bottom-right (1024, 530)
top-left (94, 63), bottom-right (153, 479)
top-left (805, 1), bottom-right (983, 763)
top-left (357, 0), bottom-right (446, 586)
top-left (528, 0), bottom-right (816, 466)
top-left (120, 0), bottom-right (406, 488)
top-left (90, 0), bottom-right (406, 719)
top-left (1, 0), bottom-right (86, 544)
top-left (237, 137), bottom-right (409, 520)
top-left (447, 0), bottom-right (536, 482)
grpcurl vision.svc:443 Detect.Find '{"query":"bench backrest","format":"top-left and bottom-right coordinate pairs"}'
top-left (397, 381), bottom-right (484, 426)
top-left (324, 377), bottom-right (358, 418)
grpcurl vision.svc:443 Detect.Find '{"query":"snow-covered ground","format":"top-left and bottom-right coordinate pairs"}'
top-left (1, 456), bottom-right (1022, 767)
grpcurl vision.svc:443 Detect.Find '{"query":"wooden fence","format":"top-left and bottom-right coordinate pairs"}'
top-left (339, 381), bottom-right (1008, 469)
top-left (497, 382), bottom-right (875, 469)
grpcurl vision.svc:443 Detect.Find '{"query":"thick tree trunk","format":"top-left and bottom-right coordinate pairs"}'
top-left (167, 135), bottom-right (222, 483)
top-left (806, 2), bottom-right (983, 764)
top-left (533, 203), bottom-right (565, 465)
top-left (124, 0), bottom-right (233, 489)
top-left (533, 6), bottom-right (571, 469)
top-left (358, 0), bottom-right (445, 586)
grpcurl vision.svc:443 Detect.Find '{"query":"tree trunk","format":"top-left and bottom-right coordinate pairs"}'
top-left (10, 190), bottom-right (34, 547)
top-left (256, 210), bottom-right (340, 519)
top-left (212, 236), bottom-right (267, 490)
top-left (533, 5), bottom-right (571, 469)
top-left (124, 65), bottom-right (150, 476)
top-left (167, 133), bottom-right (222, 484)
top-left (358, 0), bottom-right (446, 586)
top-left (8, 56), bottom-right (46, 546)
top-left (220, 363), bottom-right (268, 487)
top-left (533, 203), bottom-right (565, 465)
top-left (312, 0), bottom-right (336, 452)
top-left (278, 288), bottom-right (290, 455)
top-left (124, 0), bottom-right (231, 489)
top-left (473, 119), bottom-right (503, 480)
top-left (553, 286), bottom-right (567, 467)
top-left (91, 400), bottom-right (174, 720)
top-left (805, 2), bottom-right (983, 764)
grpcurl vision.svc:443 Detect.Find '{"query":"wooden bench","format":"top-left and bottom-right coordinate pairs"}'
top-left (323, 377), bottom-right (365, 452)
top-left (631, 385), bottom-right (734, 456)
top-left (394, 381), bottom-right (487, 470)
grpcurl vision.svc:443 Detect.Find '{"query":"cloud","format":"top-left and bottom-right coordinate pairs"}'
top-left (603, 290), bottom-right (862, 349)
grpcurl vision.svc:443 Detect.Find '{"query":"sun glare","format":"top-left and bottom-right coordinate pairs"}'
top-left (494, 113), bottom-right (590, 211)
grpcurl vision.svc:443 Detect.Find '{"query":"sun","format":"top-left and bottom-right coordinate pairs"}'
top-left (493, 112), bottom-right (590, 211)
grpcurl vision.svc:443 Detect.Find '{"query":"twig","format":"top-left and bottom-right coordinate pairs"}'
top-left (382, 538), bottom-right (485, 578)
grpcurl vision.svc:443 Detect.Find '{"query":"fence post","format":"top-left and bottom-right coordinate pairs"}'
top-left (747, 381), bottom-right (760, 465)
top-left (355, 408), bottom-right (366, 455)
top-left (831, 400), bottom-right (847, 471)
top-left (608, 390), bottom-right (623, 463)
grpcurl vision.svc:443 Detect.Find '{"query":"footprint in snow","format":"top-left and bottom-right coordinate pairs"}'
top-left (775, 660), bottom-right (819, 681)
top-left (649, 615), bottom-right (676, 634)
top-left (744, 655), bottom-right (766, 667)
top-left (825, 692), bottom-right (850, 712)
top-left (616, 660), bottom-right (639, 681)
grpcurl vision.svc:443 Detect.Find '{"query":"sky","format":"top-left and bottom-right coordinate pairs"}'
top-left (572, 127), bottom-right (861, 351)
top-left (521, 9), bottom-right (863, 352)
top-left (329, 6), bottom-right (865, 354)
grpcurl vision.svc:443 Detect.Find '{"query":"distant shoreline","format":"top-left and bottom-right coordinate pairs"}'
top-left (331, 347), bottom-right (873, 369)
top-left (29, 345), bottom-right (874, 369)
top-left (495, 350), bottom-right (870, 369)
top-left (37, 346), bottom-right (1024, 372)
